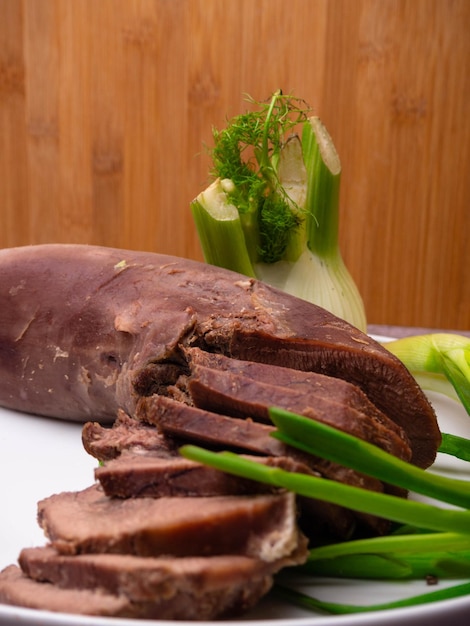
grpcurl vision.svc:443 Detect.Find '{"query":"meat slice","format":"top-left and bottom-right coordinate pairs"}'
top-left (82, 409), bottom-right (177, 462)
top-left (139, 395), bottom-right (385, 491)
top-left (187, 363), bottom-right (411, 461)
top-left (94, 451), bottom-right (279, 498)
top-left (139, 395), bottom-right (391, 536)
top-left (37, 484), bottom-right (304, 562)
top-left (186, 347), bottom-right (403, 434)
top-left (17, 545), bottom-right (302, 619)
top-left (224, 330), bottom-right (440, 469)
top-left (139, 395), bottom-right (289, 456)
top-left (0, 565), bottom-right (132, 618)
top-left (1, 553), bottom-right (280, 620)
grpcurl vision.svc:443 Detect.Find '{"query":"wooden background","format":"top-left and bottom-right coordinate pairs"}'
top-left (1, 0), bottom-right (469, 330)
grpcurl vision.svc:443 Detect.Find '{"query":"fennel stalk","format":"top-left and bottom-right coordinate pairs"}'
top-left (191, 92), bottom-right (367, 331)
top-left (384, 333), bottom-right (470, 416)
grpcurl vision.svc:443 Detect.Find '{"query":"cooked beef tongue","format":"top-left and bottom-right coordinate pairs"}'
top-left (37, 484), bottom-right (303, 562)
top-left (19, 545), bottom-right (303, 608)
top-left (187, 363), bottom-right (411, 462)
top-left (95, 451), bottom-right (272, 498)
top-left (220, 324), bottom-right (440, 469)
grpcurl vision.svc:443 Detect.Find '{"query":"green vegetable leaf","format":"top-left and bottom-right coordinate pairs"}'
top-left (268, 407), bottom-right (470, 509)
top-left (385, 333), bottom-right (470, 416)
top-left (180, 446), bottom-right (470, 533)
top-left (302, 532), bottom-right (470, 579)
top-left (191, 91), bottom-right (367, 331)
top-left (439, 432), bottom-right (470, 462)
top-left (274, 581), bottom-right (470, 615)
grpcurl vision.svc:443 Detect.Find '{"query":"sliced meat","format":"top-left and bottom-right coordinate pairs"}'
top-left (138, 395), bottom-right (391, 536)
top-left (17, 546), bottom-right (303, 619)
top-left (18, 545), bottom-right (291, 600)
top-left (187, 363), bottom-right (412, 461)
top-left (94, 438), bottom-right (359, 540)
top-left (138, 394), bottom-right (291, 457)
top-left (0, 565), bottom-right (132, 618)
top-left (139, 395), bottom-right (385, 491)
top-left (94, 451), bottom-right (280, 498)
top-left (0, 244), bottom-right (440, 469)
top-left (224, 330), bottom-right (440, 468)
top-left (37, 484), bottom-right (304, 562)
top-left (82, 409), bottom-right (177, 462)
top-left (0, 559), bottom-right (273, 620)
top-left (186, 347), bottom-right (405, 435)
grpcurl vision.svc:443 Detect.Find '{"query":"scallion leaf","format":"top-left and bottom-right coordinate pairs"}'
top-left (268, 407), bottom-right (470, 509)
top-left (180, 446), bottom-right (470, 533)
top-left (439, 432), bottom-right (470, 462)
top-left (274, 581), bottom-right (470, 615)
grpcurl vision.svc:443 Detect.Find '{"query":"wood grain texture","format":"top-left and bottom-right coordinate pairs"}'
top-left (0, 0), bottom-right (468, 329)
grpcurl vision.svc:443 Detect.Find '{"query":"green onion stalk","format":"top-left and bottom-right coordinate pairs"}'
top-left (181, 404), bottom-right (470, 615)
top-left (191, 91), bottom-right (367, 332)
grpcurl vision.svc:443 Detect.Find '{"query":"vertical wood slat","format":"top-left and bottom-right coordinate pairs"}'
top-left (322, 0), bottom-right (470, 329)
top-left (0, 0), bottom-right (468, 329)
top-left (0, 0), bottom-right (29, 244)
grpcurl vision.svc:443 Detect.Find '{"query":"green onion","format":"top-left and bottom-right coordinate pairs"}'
top-left (274, 581), bottom-right (470, 615)
top-left (302, 550), bottom-right (470, 580)
top-left (308, 531), bottom-right (470, 560)
top-left (384, 333), bottom-right (470, 416)
top-left (180, 400), bottom-right (470, 615)
top-left (302, 532), bottom-right (470, 580)
top-left (268, 407), bottom-right (470, 509)
top-left (180, 446), bottom-right (470, 533)
top-left (440, 432), bottom-right (470, 462)
top-left (190, 91), bottom-right (367, 331)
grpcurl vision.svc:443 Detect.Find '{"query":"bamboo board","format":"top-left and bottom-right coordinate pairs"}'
top-left (0, 0), bottom-right (468, 329)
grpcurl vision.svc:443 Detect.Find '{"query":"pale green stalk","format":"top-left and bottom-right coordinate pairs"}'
top-left (191, 93), bottom-right (367, 331)
top-left (385, 333), bottom-right (470, 415)
top-left (190, 179), bottom-right (256, 277)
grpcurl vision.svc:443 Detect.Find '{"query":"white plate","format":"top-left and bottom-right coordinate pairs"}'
top-left (1, 391), bottom-right (469, 626)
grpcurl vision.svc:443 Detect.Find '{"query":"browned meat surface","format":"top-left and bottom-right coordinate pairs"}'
top-left (37, 485), bottom-right (304, 561)
top-left (140, 395), bottom-right (384, 490)
top-left (0, 244), bottom-right (440, 467)
top-left (0, 244), bottom-right (443, 619)
top-left (18, 546), bottom-right (291, 602)
top-left (186, 346), bottom-right (404, 433)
